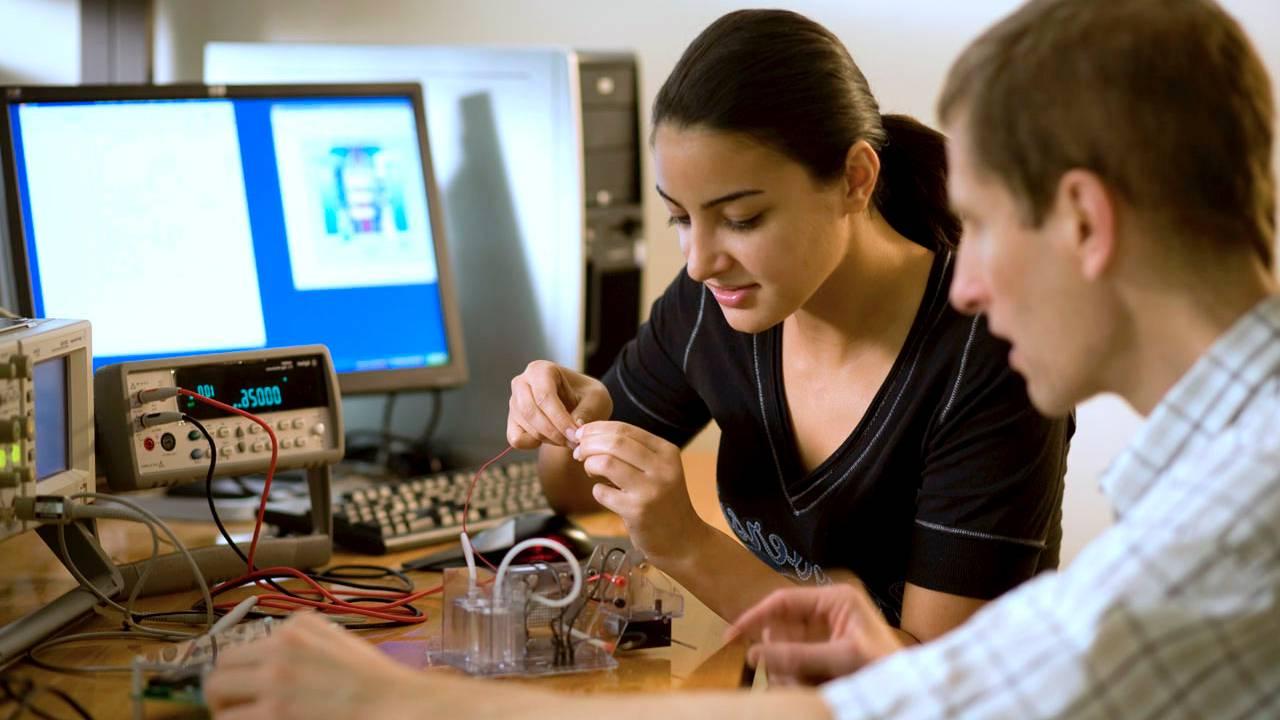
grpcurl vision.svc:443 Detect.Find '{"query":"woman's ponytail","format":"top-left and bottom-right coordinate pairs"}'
top-left (874, 115), bottom-right (961, 251)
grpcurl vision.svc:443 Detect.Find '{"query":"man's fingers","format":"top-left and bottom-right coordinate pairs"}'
top-left (749, 640), bottom-right (865, 686)
top-left (204, 665), bottom-right (268, 709)
top-left (727, 586), bottom-right (829, 642)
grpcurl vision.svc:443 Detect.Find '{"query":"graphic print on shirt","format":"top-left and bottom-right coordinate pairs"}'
top-left (722, 503), bottom-right (831, 584)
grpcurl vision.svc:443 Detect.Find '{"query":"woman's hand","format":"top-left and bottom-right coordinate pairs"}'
top-left (507, 361), bottom-right (613, 449)
top-left (572, 421), bottom-right (709, 564)
top-left (725, 584), bottom-right (905, 686)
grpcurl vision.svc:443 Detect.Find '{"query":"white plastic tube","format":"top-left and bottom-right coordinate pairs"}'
top-left (460, 532), bottom-right (478, 592)
top-left (492, 538), bottom-right (582, 608)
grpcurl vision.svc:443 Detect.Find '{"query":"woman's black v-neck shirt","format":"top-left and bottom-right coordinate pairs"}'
top-left (602, 250), bottom-right (1071, 622)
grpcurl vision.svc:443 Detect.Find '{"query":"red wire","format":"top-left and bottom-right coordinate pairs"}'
top-left (462, 445), bottom-right (515, 572)
top-left (176, 388), bottom-right (277, 571)
top-left (174, 390), bottom-right (518, 626)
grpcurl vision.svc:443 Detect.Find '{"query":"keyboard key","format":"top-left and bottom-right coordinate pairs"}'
top-left (263, 459), bottom-right (549, 554)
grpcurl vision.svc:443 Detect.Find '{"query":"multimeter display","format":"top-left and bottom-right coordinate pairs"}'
top-left (174, 354), bottom-right (329, 419)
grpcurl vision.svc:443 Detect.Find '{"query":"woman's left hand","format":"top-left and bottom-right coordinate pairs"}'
top-left (572, 421), bottom-right (709, 564)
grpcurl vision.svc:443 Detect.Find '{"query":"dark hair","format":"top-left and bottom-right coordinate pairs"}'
top-left (939, 0), bottom-right (1275, 269)
top-left (653, 9), bottom-right (959, 251)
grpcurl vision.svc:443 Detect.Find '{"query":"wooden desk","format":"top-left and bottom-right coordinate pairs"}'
top-left (0, 452), bottom-right (739, 717)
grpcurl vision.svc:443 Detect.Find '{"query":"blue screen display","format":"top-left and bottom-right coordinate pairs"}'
top-left (33, 357), bottom-right (68, 481)
top-left (7, 93), bottom-right (451, 376)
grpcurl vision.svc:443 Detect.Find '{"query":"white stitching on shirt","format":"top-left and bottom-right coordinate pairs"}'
top-left (753, 334), bottom-right (789, 496)
top-left (682, 286), bottom-right (708, 373)
top-left (615, 369), bottom-right (692, 430)
top-left (940, 315), bottom-right (982, 423)
top-left (791, 250), bottom-right (955, 514)
top-left (914, 518), bottom-right (1047, 550)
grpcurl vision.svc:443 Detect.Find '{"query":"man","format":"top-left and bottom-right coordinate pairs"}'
top-left (204, 0), bottom-right (1279, 717)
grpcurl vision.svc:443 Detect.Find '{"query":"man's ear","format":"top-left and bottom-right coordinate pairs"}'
top-left (842, 140), bottom-right (880, 214)
top-left (1056, 169), bottom-right (1117, 281)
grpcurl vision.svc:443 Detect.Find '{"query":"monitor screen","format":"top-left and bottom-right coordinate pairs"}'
top-left (0, 84), bottom-right (467, 393)
top-left (32, 355), bottom-right (68, 481)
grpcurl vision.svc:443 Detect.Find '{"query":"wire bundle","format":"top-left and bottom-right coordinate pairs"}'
top-left (178, 389), bottom-right (438, 626)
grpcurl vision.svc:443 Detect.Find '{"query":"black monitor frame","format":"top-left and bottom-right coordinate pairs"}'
top-left (0, 82), bottom-right (468, 394)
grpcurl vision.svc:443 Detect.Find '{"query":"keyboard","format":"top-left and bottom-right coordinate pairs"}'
top-left (264, 459), bottom-right (551, 554)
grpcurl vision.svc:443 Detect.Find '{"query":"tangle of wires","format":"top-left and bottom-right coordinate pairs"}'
top-left (555, 547), bottom-right (629, 665)
top-left (173, 395), bottom-right (522, 629)
top-left (175, 391), bottom-right (440, 628)
top-left (0, 676), bottom-right (93, 720)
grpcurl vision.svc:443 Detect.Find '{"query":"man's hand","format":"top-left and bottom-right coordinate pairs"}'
top-left (204, 613), bottom-right (426, 719)
top-left (726, 584), bottom-right (905, 686)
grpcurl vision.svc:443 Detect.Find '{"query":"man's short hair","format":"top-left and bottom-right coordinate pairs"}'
top-left (938, 0), bottom-right (1276, 269)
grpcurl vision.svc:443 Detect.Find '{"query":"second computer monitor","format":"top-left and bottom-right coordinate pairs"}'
top-left (0, 83), bottom-right (467, 393)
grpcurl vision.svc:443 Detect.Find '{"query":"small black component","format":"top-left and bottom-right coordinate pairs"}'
top-left (615, 613), bottom-right (673, 651)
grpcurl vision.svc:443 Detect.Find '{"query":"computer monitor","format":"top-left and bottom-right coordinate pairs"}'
top-left (0, 83), bottom-right (467, 394)
top-left (203, 44), bottom-right (585, 462)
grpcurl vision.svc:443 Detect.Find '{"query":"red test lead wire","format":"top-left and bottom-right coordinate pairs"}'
top-left (462, 445), bottom-right (516, 572)
top-left (176, 388), bottom-right (278, 571)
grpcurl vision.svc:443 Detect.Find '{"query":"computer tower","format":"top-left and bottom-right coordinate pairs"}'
top-left (577, 52), bottom-right (645, 378)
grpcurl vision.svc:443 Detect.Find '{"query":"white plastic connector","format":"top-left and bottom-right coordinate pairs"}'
top-left (136, 387), bottom-right (180, 404)
top-left (13, 495), bottom-right (71, 523)
top-left (493, 538), bottom-right (582, 609)
top-left (460, 532), bottom-right (478, 593)
top-left (139, 411), bottom-right (183, 428)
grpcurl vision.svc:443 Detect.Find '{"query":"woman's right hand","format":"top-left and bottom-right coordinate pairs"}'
top-left (507, 360), bottom-right (613, 449)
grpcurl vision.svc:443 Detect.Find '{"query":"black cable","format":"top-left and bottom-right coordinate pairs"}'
top-left (379, 392), bottom-right (398, 467)
top-left (0, 677), bottom-right (94, 720)
top-left (416, 389), bottom-right (442, 447)
top-left (184, 416), bottom-right (424, 627)
top-left (310, 564), bottom-right (414, 594)
top-left (184, 416), bottom-right (250, 567)
top-left (186, 415), bottom-right (325, 601)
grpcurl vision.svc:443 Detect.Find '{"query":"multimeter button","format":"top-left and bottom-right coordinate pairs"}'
top-left (277, 420), bottom-right (289, 430)
top-left (292, 418), bottom-right (304, 429)
top-left (190, 448), bottom-right (204, 460)
top-left (236, 441), bottom-right (247, 453)
top-left (160, 433), bottom-right (176, 451)
top-left (143, 437), bottom-right (156, 451)
top-left (217, 427), bottom-right (230, 439)
top-left (252, 441), bottom-right (265, 453)
top-left (279, 438), bottom-right (292, 449)
top-left (187, 430), bottom-right (201, 441)
top-left (312, 423), bottom-right (326, 436)
top-left (294, 436), bottom-right (307, 448)
top-left (249, 425), bottom-right (261, 434)
top-left (236, 426), bottom-right (246, 437)
top-left (220, 446), bottom-right (233, 458)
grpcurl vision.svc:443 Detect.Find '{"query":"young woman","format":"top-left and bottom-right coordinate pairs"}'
top-left (507, 9), bottom-right (1071, 643)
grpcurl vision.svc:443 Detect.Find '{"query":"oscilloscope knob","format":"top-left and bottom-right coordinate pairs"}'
top-left (0, 467), bottom-right (32, 488)
top-left (0, 417), bottom-right (32, 443)
top-left (0, 356), bottom-right (29, 380)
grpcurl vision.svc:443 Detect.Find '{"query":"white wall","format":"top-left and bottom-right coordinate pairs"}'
top-left (0, 0), bottom-right (79, 84)
top-left (152, 0), bottom-right (1280, 563)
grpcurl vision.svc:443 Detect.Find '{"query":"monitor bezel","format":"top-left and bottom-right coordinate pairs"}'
top-left (0, 82), bottom-right (468, 394)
